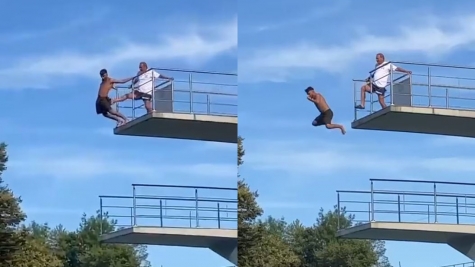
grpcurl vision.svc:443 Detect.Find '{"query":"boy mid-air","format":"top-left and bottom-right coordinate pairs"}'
top-left (96, 69), bottom-right (133, 127)
top-left (305, 87), bottom-right (346, 135)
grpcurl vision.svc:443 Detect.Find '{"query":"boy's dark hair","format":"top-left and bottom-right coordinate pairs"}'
top-left (99, 69), bottom-right (107, 76)
top-left (304, 86), bottom-right (314, 94)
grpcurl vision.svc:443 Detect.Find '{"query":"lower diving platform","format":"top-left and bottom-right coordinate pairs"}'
top-left (99, 184), bottom-right (237, 265)
top-left (352, 61), bottom-right (475, 137)
top-left (101, 227), bottom-right (237, 265)
top-left (337, 178), bottom-right (475, 260)
top-left (113, 67), bottom-right (237, 143)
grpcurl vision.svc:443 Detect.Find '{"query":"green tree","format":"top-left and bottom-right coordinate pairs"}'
top-left (0, 143), bottom-right (27, 267)
top-left (263, 208), bottom-right (392, 267)
top-left (52, 212), bottom-right (150, 267)
top-left (238, 137), bottom-right (300, 267)
top-left (13, 226), bottom-right (62, 267)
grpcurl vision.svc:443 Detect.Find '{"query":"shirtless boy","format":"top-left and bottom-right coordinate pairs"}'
top-left (96, 69), bottom-right (133, 126)
top-left (305, 87), bottom-right (346, 135)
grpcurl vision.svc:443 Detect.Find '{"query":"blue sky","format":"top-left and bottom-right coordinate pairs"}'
top-left (239, 1), bottom-right (475, 266)
top-left (1, 1), bottom-right (236, 267)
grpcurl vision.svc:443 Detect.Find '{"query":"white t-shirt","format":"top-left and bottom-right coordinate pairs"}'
top-left (372, 61), bottom-right (397, 88)
top-left (133, 69), bottom-right (161, 94)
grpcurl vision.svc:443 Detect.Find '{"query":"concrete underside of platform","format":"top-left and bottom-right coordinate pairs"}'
top-left (101, 227), bottom-right (237, 265)
top-left (352, 106), bottom-right (475, 137)
top-left (114, 112), bottom-right (237, 143)
top-left (337, 222), bottom-right (475, 260)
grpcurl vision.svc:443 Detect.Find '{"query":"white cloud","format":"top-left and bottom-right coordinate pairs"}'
top-left (7, 146), bottom-right (235, 180)
top-left (246, 1), bottom-right (350, 33)
top-left (239, 13), bottom-right (475, 82)
top-left (0, 8), bottom-right (109, 44)
top-left (0, 17), bottom-right (237, 89)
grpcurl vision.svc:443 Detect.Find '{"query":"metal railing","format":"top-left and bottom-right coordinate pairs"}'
top-left (336, 178), bottom-right (475, 229)
top-left (440, 262), bottom-right (475, 267)
top-left (114, 68), bottom-right (237, 120)
top-left (99, 184), bottom-right (237, 234)
top-left (353, 61), bottom-right (475, 121)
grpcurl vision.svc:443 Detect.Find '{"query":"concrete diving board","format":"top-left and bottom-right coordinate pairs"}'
top-left (352, 106), bottom-right (475, 137)
top-left (114, 112), bottom-right (237, 143)
top-left (101, 227), bottom-right (237, 265)
top-left (352, 61), bottom-right (475, 137)
top-left (337, 222), bottom-right (475, 260)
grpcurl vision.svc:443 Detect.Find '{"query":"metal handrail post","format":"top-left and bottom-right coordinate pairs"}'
top-left (171, 80), bottom-right (175, 112)
top-left (133, 185), bottom-right (137, 226)
top-left (195, 189), bottom-right (199, 227)
top-left (428, 67), bottom-right (432, 107)
top-left (370, 181), bottom-right (375, 221)
top-left (151, 73), bottom-right (155, 112)
top-left (189, 73), bottom-right (193, 113)
top-left (389, 68), bottom-right (394, 105)
top-left (207, 94), bottom-right (210, 114)
top-left (132, 81), bottom-right (136, 119)
top-left (353, 82), bottom-right (357, 120)
top-left (369, 77), bottom-right (374, 114)
top-left (434, 183), bottom-right (438, 223)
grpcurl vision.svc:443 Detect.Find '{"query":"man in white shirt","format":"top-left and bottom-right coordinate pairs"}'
top-left (355, 53), bottom-right (411, 109)
top-left (113, 62), bottom-right (173, 113)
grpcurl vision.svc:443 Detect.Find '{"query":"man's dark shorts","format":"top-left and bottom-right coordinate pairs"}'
top-left (371, 83), bottom-right (386, 95)
top-left (133, 90), bottom-right (152, 100)
top-left (312, 109), bottom-right (334, 126)
top-left (96, 96), bottom-right (112, 115)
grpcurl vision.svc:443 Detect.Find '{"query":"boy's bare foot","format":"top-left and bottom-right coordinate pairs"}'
top-left (341, 128), bottom-right (346, 135)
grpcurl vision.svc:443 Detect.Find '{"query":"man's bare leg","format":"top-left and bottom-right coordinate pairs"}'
top-left (356, 85), bottom-right (371, 109)
top-left (108, 109), bottom-right (128, 124)
top-left (103, 113), bottom-right (122, 125)
top-left (144, 100), bottom-right (153, 113)
top-left (325, 123), bottom-right (346, 135)
top-left (112, 93), bottom-right (133, 104)
top-left (378, 95), bottom-right (387, 108)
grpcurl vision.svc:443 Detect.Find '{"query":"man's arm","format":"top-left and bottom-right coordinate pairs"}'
top-left (111, 76), bottom-right (134, 84)
top-left (307, 94), bottom-right (322, 104)
top-left (393, 64), bottom-right (412, 74)
top-left (132, 71), bottom-right (142, 84)
top-left (156, 71), bottom-right (173, 80)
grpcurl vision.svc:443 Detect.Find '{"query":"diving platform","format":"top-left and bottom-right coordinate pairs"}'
top-left (113, 68), bottom-right (237, 143)
top-left (114, 112), bottom-right (237, 143)
top-left (352, 62), bottom-right (475, 137)
top-left (336, 178), bottom-right (475, 260)
top-left (99, 184), bottom-right (237, 264)
top-left (101, 227), bottom-right (237, 265)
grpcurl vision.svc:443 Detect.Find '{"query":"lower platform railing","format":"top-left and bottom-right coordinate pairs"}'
top-left (337, 178), bottom-right (475, 229)
top-left (99, 184), bottom-right (237, 234)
